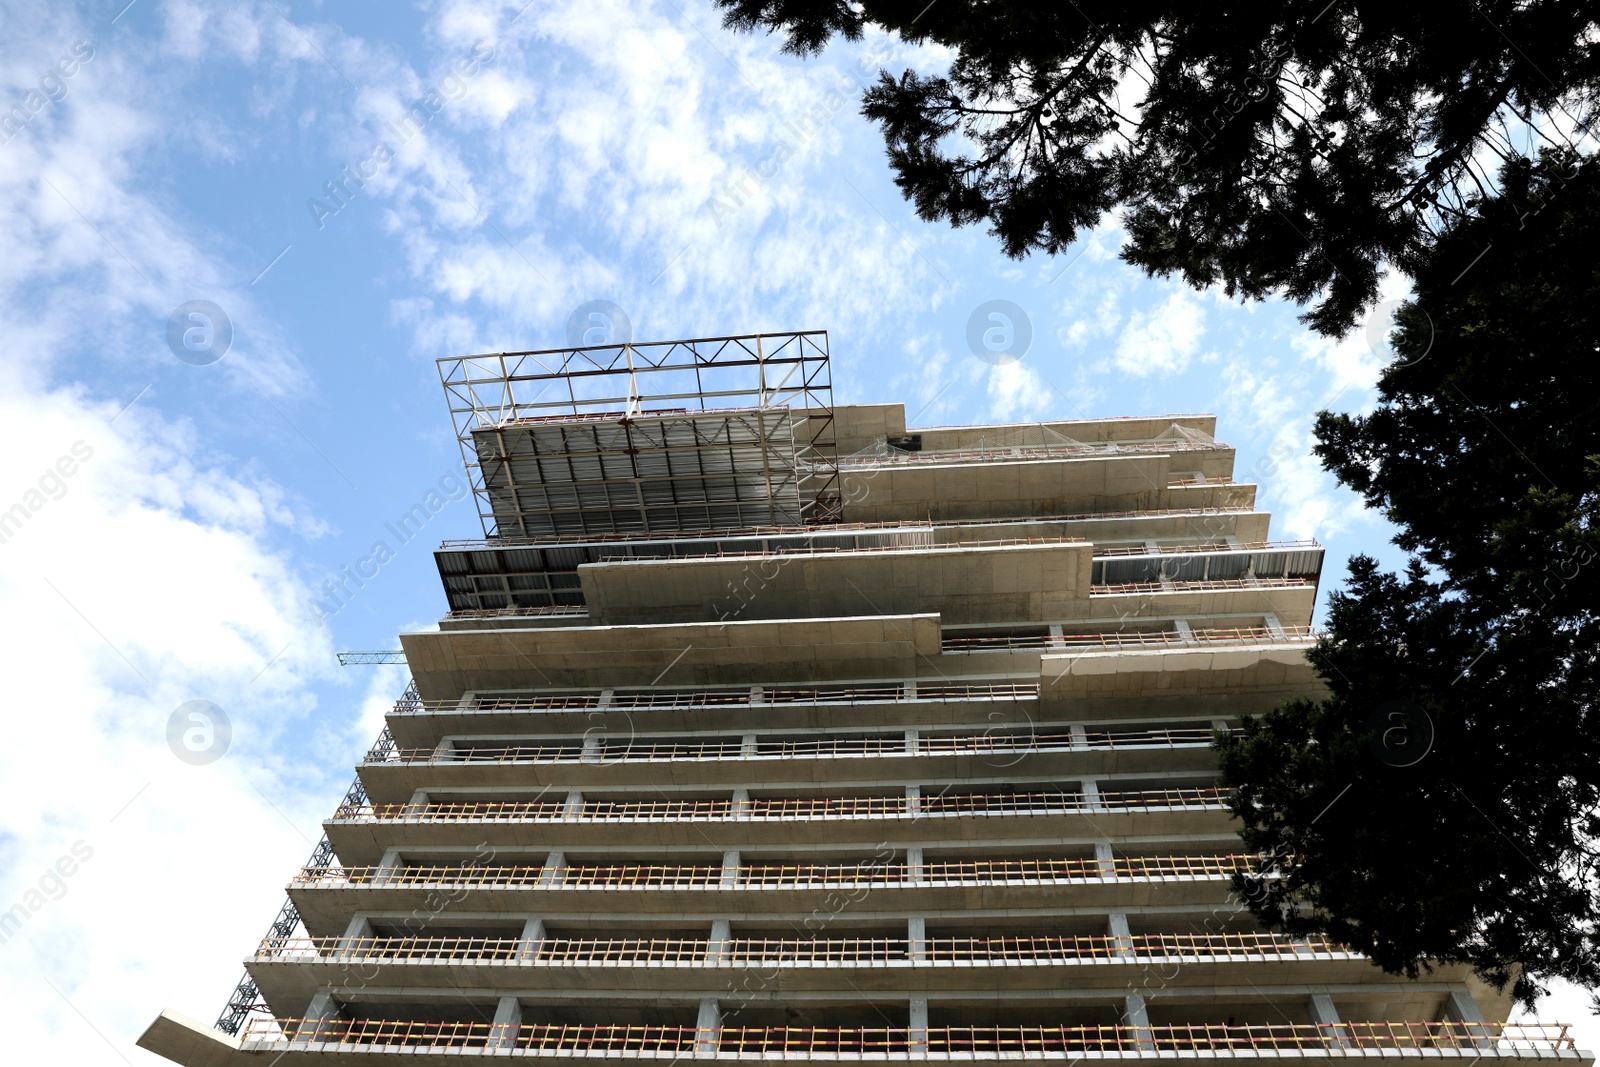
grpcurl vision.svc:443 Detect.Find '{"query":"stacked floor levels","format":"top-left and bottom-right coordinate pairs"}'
top-left (141, 334), bottom-right (1587, 1066)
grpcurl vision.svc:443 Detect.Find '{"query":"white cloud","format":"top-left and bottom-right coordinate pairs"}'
top-left (1113, 288), bottom-right (1206, 376)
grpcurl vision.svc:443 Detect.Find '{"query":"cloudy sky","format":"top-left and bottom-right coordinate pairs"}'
top-left (0, 0), bottom-right (1589, 1061)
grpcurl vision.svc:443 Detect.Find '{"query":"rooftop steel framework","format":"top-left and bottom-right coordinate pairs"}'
top-left (438, 332), bottom-right (839, 538)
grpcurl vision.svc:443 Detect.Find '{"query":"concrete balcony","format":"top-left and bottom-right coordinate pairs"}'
top-left (287, 855), bottom-right (1251, 934)
top-left (323, 789), bottom-right (1236, 863)
top-left (244, 933), bottom-right (1396, 1005)
top-left (139, 1014), bottom-right (1585, 1066)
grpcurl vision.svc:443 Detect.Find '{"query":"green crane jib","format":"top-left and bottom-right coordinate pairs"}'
top-left (337, 650), bottom-right (407, 665)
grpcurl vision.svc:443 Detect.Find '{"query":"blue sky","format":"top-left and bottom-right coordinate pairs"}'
top-left (3, 0), bottom-right (1586, 1061)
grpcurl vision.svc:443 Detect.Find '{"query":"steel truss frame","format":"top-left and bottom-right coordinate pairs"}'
top-left (438, 332), bottom-right (838, 537)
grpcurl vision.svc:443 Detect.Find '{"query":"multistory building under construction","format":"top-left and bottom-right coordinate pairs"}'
top-left (140, 331), bottom-right (1587, 1066)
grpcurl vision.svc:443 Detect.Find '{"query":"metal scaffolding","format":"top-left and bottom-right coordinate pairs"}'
top-left (438, 332), bottom-right (839, 538)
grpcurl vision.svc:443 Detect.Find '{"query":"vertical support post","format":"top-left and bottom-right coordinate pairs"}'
top-left (1094, 841), bottom-right (1116, 879)
top-left (1308, 993), bottom-right (1350, 1049)
top-left (695, 998), bottom-right (722, 1057)
top-left (1048, 624), bottom-right (1066, 650)
top-left (597, 689), bottom-right (614, 708)
top-left (1107, 913), bottom-right (1134, 960)
top-left (403, 789), bottom-right (429, 817)
top-left (563, 790), bottom-right (585, 819)
top-left (721, 851), bottom-right (741, 888)
top-left (537, 851), bottom-right (566, 887)
top-left (1263, 612), bottom-right (1287, 639)
top-left (905, 784), bottom-right (921, 818)
top-left (1443, 990), bottom-right (1493, 1050)
top-left (906, 846), bottom-right (924, 883)
top-left (580, 734), bottom-right (602, 763)
top-left (904, 729), bottom-right (920, 756)
top-left (337, 915), bottom-right (373, 961)
top-left (910, 997), bottom-right (929, 1056)
top-left (375, 848), bottom-right (403, 887)
top-left (1173, 618), bottom-right (1195, 644)
top-left (488, 996), bottom-right (522, 1049)
top-left (1069, 724), bottom-right (1088, 748)
top-left (903, 679), bottom-right (917, 700)
top-left (517, 918), bottom-right (546, 962)
top-left (293, 990), bottom-right (341, 1042)
top-left (1122, 993), bottom-right (1155, 1052)
top-left (1081, 779), bottom-right (1105, 813)
top-left (731, 787), bottom-right (752, 820)
top-left (707, 919), bottom-right (731, 965)
top-left (741, 734), bottom-right (758, 759)
top-left (907, 916), bottom-right (927, 963)
top-left (434, 737), bottom-right (457, 760)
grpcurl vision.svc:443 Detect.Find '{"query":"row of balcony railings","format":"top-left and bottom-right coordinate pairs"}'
top-left (239, 1020), bottom-right (1573, 1055)
top-left (292, 853), bottom-right (1252, 890)
top-left (437, 506), bottom-right (1263, 551)
top-left (394, 681), bottom-right (1036, 716)
top-left (821, 437), bottom-right (1229, 470)
top-left (360, 727), bottom-right (1229, 766)
top-left (332, 787), bottom-right (1231, 824)
top-left (253, 931), bottom-right (1348, 965)
top-left (943, 624), bottom-right (1316, 652)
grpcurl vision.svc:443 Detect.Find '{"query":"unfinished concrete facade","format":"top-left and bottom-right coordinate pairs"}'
top-left (141, 333), bottom-right (1587, 1066)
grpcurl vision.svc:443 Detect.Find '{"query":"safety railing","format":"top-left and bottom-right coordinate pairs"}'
top-left (943, 624), bottom-right (1315, 652)
top-left (1092, 577), bottom-right (1315, 595)
top-left (446, 605), bottom-right (588, 620)
top-left (254, 931), bottom-right (1347, 966)
top-left (239, 1019), bottom-right (1576, 1055)
top-left (830, 439), bottom-right (1227, 469)
top-left (293, 853), bottom-right (1251, 891)
top-left (332, 786), bottom-right (1231, 824)
top-left (363, 727), bottom-right (1224, 765)
top-left (390, 681), bottom-right (1039, 717)
top-left (1092, 539), bottom-right (1320, 558)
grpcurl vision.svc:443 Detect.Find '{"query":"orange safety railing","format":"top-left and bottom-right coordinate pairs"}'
top-left (1092, 577), bottom-right (1315, 595)
top-left (293, 853), bottom-right (1252, 890)
top-left (391, 681), bottom-right (1039, 716)
top-left (943, 624), bottom-right (1315, 652)
top-left (239, 1019), bottom-right (1576, 1055)
top-left (253, 931), bottom-right (1348, 966)
top-left (363, 727), bottom-right (1225, 766)
top-left (332, 786), bottom-right (1232, 824)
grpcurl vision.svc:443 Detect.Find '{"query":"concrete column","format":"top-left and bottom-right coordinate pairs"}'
top-left (596, 689), bottom-right (614, 708)
top-left (909, 997), bottom-right (929, 1056)
top-left (905, 784), bottom-right (921, 818)
top-left (580, 734), bottom-right (602, 763)
top-left (1263, 612), bottom-right (1287, 638)
top-left (1173, 618), bottom-right (1195, 644)
top-left (374, 848), bottom-right (403, 886)
top-left (403, 789), bottom-right (429, 817)
top-left (337, 915), bottom-right (373, 961)
top-left (721, 850), bottom-right (741, 888)
top-left (905, 846), bottom-right (924, 882)
top-left (695, 998), bottom-right (722, 1057)
top-left (707, 919), bottom-right (731, 964)
top-left (537, 851), bottom-right (566, 887)
top-left (1443, 990), bottom-right (1492, 1049)
top-left (731, 787), bottom-right (751, 820)
top-left (563, 790), bottom-right (584, 819)
top-left (1048, 624), bottom-right (1066, 650)
top-left (294, 989), bottom-right (341, 1042)
top-left (433, 737), bottom-right (456, 760)
top-left (904, 729), bottom-right (920, 756)
top-left (1069, 724), bottom-right (1088, 748)
top-left (741, 733), bottom-right (758, 758)
top-left (903, 679), bottom-right (917, 700)
top-left (749, 685), bottom-right (764, 705)
top-left (1308, 993), bottom-right (1350, 1049)
top-left (1122, 993), bottom-right (1155, 1052)
top-left (517, 918), bottom-right (546, 962)
top-left (1094, 841), bottom-right (1116, 879)
top-left (454, 691), bottom-right (476, 711)
top-left (488, 996), bottom-right (522, 1049)
top-left (907, 916), bottom-right (927, 963)
top-left (1081, 779), bottom-right (1106, 813)
top-left (1107, 913), bottom-right (1134, 960)
top-left (1212, 719), bottom-right (1230, 736)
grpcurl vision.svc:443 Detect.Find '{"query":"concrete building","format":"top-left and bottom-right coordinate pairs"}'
top-left (141, 332), bottom-right (1586, 1065)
